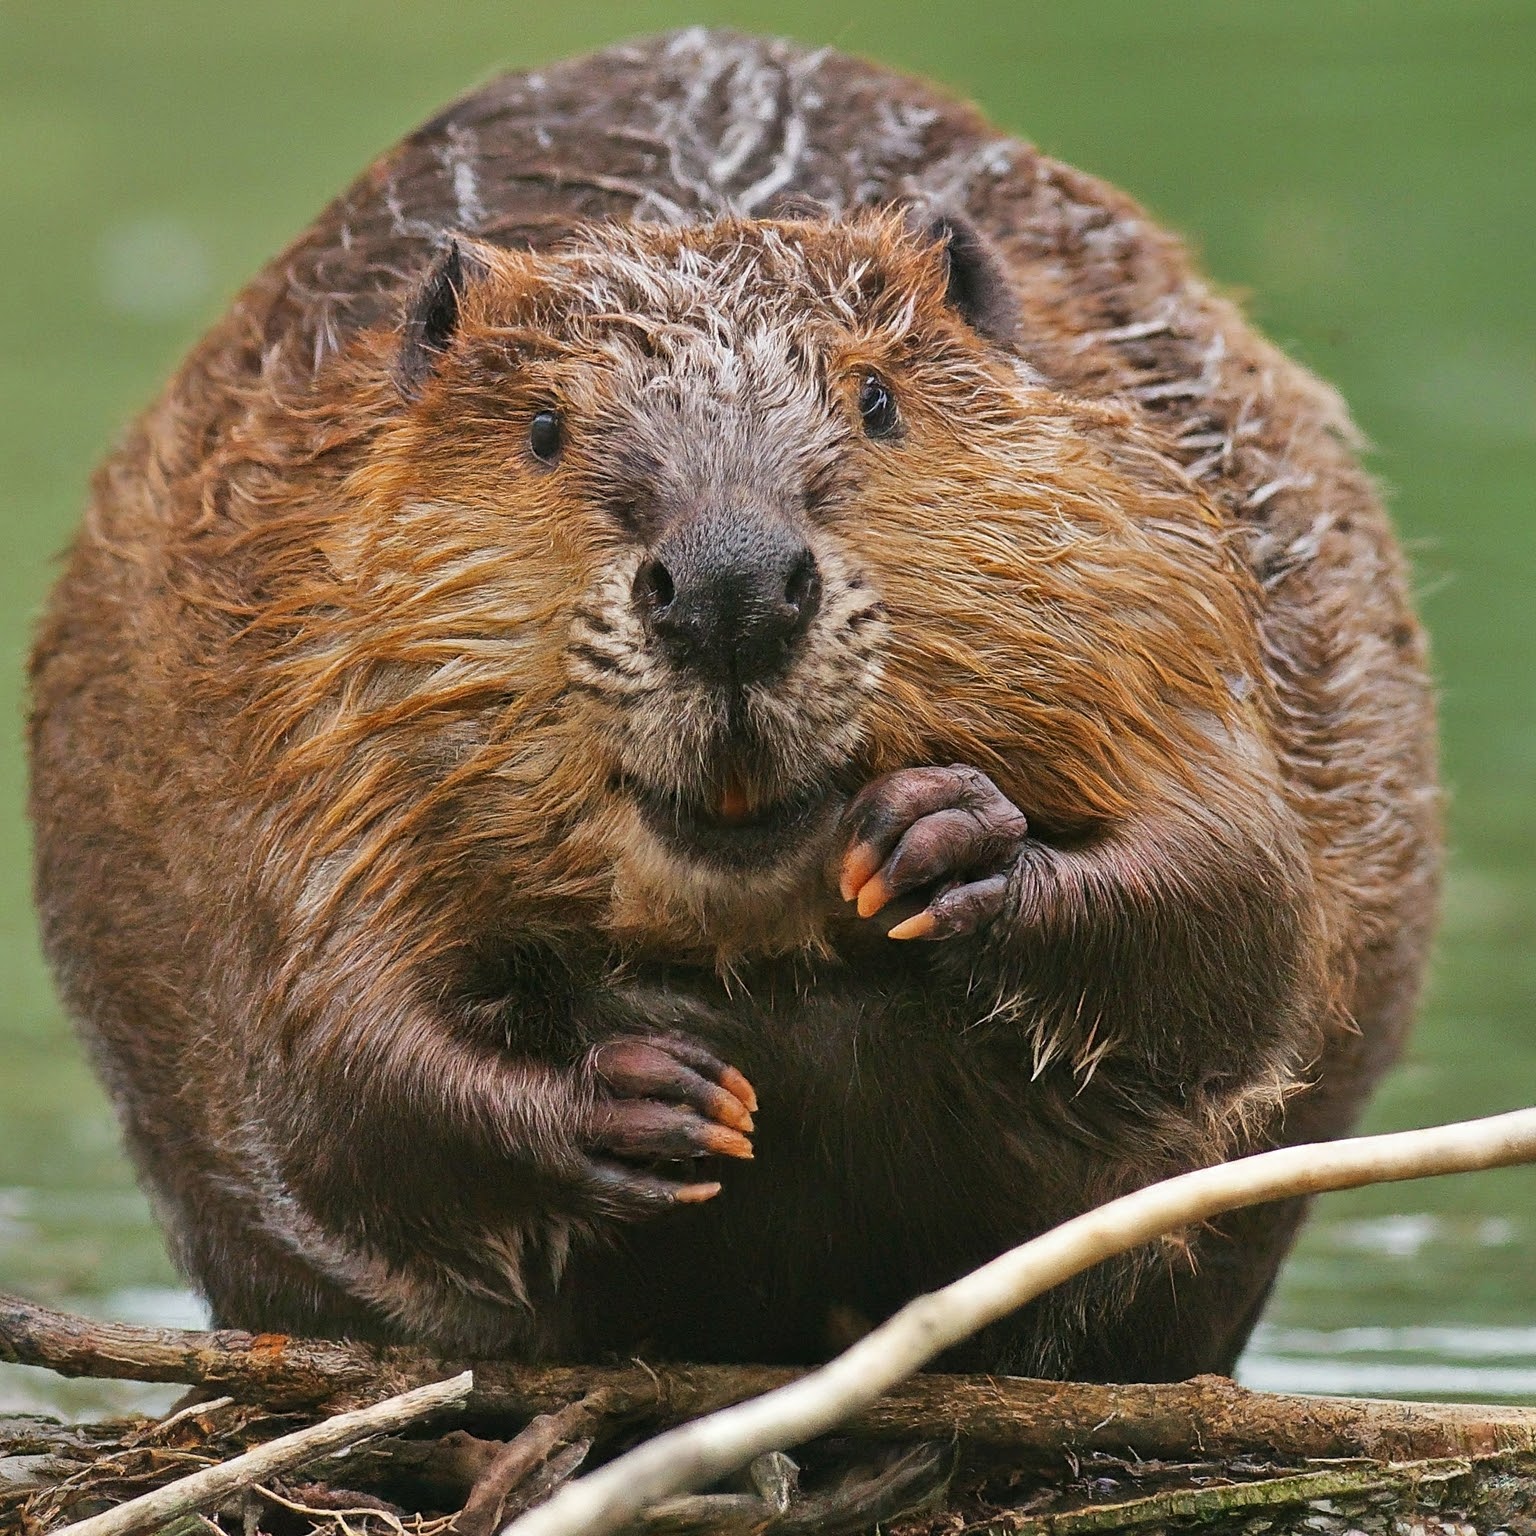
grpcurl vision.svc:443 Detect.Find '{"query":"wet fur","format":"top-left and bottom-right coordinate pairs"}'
top-left (28, 30), bottom-right (1439, 1376)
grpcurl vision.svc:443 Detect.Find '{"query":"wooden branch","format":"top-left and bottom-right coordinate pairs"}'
top-left (0, 1292), bottom-right (413, 1408)
top-left (1002, 1456), bottom-right (1482, 1536)
top-left (503, 1106), bottom-right (1536, 1536)
top-left (633, 1443), bottom-right (949, 1534)
top-left (8, 1354), bottom-right (1536, 1478)
top-left (48, 1372), bottom-right (473, 1536)
top-left (8, 1297), bottom-right (1536, 1467)
top-left (453, 1391), bottom-right (611, 1536)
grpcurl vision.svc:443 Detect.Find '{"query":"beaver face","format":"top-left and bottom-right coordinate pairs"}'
top-left (386, 216), bottom-right (987, 920)
top-left (379, 213), bottom-right (1253, 951)
top-left (547, 266), bottom-right (890, 886)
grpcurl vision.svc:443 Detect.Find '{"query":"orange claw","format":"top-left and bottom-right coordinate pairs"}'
top-left (839, 842), bottom-right (882, 904)
top-left (713, 1096), bottom-right (755, 1135)
top-left (887, 910), bottom-right (938, 941)
top-left (676, 1181), bottom-right (723, 1204)
top-left (700, 1124), bottom-right (755, 1160)
top-left (855, 874), bottom-right (894, 919)
top-left (720, 1065), bottom-right (759, 1115)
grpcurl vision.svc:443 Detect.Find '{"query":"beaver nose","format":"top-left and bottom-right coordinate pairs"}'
top-left (634, 514), bottom-right (821, 685)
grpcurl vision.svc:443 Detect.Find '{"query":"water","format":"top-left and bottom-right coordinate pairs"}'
top-left (1, 2), bottom-right (1531, 1417)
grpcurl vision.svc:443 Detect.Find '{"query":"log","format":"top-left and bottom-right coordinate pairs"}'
top-left (5, 1292), bottom-right (1535, 1468)
top-left (0, 1293), bottom-right (410, 1409)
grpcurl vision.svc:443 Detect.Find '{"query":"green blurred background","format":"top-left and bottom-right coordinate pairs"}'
top-left (1, 1), bottom-right (1532, 1414)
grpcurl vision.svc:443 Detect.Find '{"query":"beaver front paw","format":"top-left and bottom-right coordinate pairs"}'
top-left (835, 765), bottom-right (1029, 941)
top-left (578, 1035), bottom-right (757, 1215)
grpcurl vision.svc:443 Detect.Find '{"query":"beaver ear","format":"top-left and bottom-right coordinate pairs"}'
top-left (394, 237), bottom-right (494, 400)
top-left (914, 212), bottom-right (1019, 347)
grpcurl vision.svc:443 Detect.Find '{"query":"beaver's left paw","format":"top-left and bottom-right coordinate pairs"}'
top-left (835, 765), bottom-right (1030, 940)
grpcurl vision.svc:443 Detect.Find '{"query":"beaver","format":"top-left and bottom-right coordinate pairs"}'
top-left (28, 29), bottom-right (1439, 1380)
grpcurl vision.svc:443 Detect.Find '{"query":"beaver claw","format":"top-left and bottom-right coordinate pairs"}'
top-left (836, 765), bottom-right (1029, 941)
top-left (580, 1035), bottom-right (757, 1213)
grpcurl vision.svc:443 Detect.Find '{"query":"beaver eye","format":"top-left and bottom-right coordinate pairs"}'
top-left (857, 374), bottom-right (899, 439)
top-left (529, 409), bottom-right (563, 463)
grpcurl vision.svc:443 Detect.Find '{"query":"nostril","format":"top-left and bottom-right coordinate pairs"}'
top-left (633, 558), bottom-right (676, 619)
top-left (636, 525), bottom-right (819, 682)
top-left (782, 549), bottom-right (821, 629)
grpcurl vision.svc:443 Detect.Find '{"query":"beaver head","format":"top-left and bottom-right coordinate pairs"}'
top-left (259, 212), bottom-right (1259, 965)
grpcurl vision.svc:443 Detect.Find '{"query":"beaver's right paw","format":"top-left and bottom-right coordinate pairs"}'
top-left (578, 1035), bottom-right (757, 1214)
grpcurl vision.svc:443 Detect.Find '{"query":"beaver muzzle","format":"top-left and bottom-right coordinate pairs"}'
top-left (632, 505), bottom-right (822, 688)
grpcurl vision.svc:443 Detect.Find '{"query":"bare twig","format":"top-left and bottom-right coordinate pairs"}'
top-left (451, 1391), bottom-right (610, 1536)
top-left (49, 1372), bottom-right (473, 1536)
top-left (502, 1106), bottom-right (1536, 1536)
top-left (1001, 1456), bottom-right (1482, 1535)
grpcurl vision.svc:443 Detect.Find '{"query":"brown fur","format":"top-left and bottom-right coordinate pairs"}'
top-left (28, 30), bottom-right (1438, 1377)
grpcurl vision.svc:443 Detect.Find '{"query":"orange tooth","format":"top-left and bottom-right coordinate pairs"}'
top-left (718, 778), bottom-right (751, 823)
